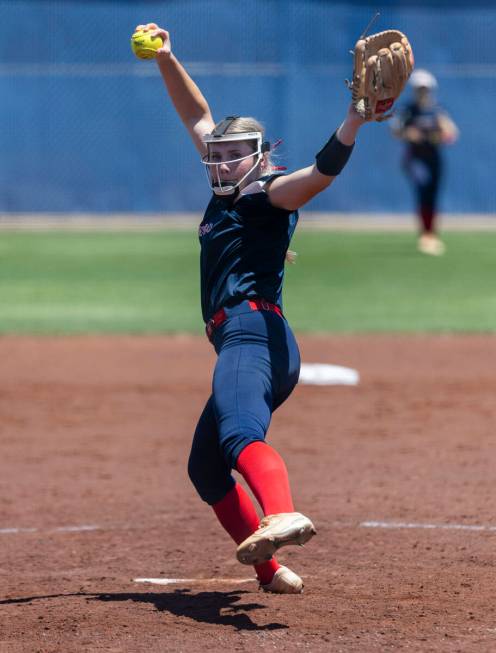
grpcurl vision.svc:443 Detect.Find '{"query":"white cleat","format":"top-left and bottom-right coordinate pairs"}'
top-left (418, 234), bottom-right (446, 256)
top-left (260, 565), bottom-right (303, 594)
top-left (236, 512), bottom-right (316, 565)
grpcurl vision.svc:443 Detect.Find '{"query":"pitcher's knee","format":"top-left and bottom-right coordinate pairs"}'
top-left (224, 433), bottom-right (265, 470)
top-left (187, 456), bottom-right (235, 505)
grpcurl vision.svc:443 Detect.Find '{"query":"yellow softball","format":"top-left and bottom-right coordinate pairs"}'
top-left (130, 30), bottom-right (162, 60)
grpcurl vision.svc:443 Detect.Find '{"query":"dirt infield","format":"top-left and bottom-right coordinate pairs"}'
top-left (1, 334), bottom-right (495, 652)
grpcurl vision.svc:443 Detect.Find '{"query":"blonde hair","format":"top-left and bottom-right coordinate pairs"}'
top-left (225, 116), bottom-right (264, 135)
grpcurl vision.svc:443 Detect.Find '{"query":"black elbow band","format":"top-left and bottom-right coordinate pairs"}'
top-left (315, 131), bottom-right (354, 176)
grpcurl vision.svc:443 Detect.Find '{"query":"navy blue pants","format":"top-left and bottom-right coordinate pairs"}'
top-left (403, 152), bottom-right (442, 212)
top-left (188, 301), bottom-right (301, 505)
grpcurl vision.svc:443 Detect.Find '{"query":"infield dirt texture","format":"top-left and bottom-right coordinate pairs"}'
top-left (1, 334), bottom-right (495, 652)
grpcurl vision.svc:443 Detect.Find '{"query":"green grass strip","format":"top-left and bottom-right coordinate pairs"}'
top-left (285, 230), bottom-right (496, 332)
top-left (0, 230), bottom-right (495, 334)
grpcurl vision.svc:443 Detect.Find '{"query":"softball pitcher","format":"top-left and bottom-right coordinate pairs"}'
top-left (136, 22), bottom-right (412, 594)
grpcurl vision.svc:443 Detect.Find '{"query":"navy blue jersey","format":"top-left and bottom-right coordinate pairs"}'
top-left (198, 175), bottom-right (298, 323)
top-left (396, 101), bottom-right (446, 161)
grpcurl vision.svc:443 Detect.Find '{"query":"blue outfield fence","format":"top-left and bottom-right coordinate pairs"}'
top-left (0, 0), bottom-right (495, 214)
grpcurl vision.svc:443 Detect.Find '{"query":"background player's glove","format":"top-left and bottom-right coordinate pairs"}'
top-left (347, 30), bottom-right (414, 122)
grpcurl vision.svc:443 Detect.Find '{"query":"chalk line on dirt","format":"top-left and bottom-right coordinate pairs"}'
top-left (0, 524), bottom-right (101, 535)
top-left (133, 577), bottom-right (255, 586)
top-left (3, 520), bottom-right (496, 538)
top-left (360, 520), bottom-right (496, 532)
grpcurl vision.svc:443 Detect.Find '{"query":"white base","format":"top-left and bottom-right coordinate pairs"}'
top-left (298, 363), bottom-right (359, 386)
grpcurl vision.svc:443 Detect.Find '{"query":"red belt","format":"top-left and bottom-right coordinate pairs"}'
top-left (206, 298), bottom-right (283, 342)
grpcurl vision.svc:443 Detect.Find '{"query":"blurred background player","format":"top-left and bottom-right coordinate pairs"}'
top-left (391, 69), bottom-right (459, 256)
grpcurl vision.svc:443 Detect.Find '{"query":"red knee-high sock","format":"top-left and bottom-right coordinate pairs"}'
top-left (420, 205), bottom-right (435, 234)
top-left (236, 441), bottom-right (295, 515)
top-left (212, 482), bottom-right (279, 584)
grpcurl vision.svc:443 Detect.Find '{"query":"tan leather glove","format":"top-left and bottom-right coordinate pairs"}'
top-left (348, 30), bottom-right (415, 122)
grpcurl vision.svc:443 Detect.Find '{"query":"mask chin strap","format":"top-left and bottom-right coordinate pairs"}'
top-left (202, 117), bottom-right (271, 196)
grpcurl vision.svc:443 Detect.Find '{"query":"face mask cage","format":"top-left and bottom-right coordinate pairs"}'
top-left (202, 132), bottom-right (263, 195)
top-left (202, 117), bottom-right (270, 196)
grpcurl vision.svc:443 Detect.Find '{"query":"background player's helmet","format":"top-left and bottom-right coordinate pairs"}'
top-left (202, 116), bottom-right (270, 196)
top-left (409, 69), bottom-right (438, 91)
